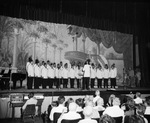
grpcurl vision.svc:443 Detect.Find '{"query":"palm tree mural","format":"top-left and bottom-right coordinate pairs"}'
top-left (42, 38), bottom-right (51, 61)
top-left (37, 25), bottom-right (48, 34)
top-left (58, 47), bottom-right (63, 62)
top-left (52, 44), bottom-right (57, 63)
top-left (82, 32), bottom-right (87, 53)
top-left (30, 31), bottom-right (40, 62)
top-left (0, 16), bottom-right (14, 66)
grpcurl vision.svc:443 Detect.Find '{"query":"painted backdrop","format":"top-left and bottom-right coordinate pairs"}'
top-left (0, 15), bottom-right (133, 83)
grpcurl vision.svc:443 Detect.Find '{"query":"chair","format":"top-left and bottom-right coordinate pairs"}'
top-left (23, 104), bottom-right (36, 123)
top-left (61, 119), bottom-right (81, 123)
top-left (113, 116), bottom-right (123, 123)
top-left (53, 112), bottom-right (62, 123)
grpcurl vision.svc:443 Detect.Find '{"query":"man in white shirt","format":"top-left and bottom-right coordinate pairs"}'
top-left (49, 96), bottom-right (67, 122)
top-left (134, 92), bottom-right (143, 104)
top-left (41, 63), bottom-right (48, 89)
top-left (69, 64), bottom-right (75, 88)
top-left (48, 63), bottom-right (55, 88)
top-left (82, 59), bottom-right (91, 90)
top-left (27, 59), bottom-right (34, 89)
top-left (62, 63), bottom-right (69, 88)
top-left (34, 59), bottom-right (41, 89)
top-left (57, 102), bottom-right (81, 123)
top-left (110, 63), bottom-right (117, 88)
top-left (103, 97), bottom-right (124, 118)
top-left (103, 64), bottom-right (110, 88)
top-left (21, 92), bottom-right (38, 118)
top-left (96, 64), bottom-right (103, 88)
top-left (90, 63), bottom-right (96, 89)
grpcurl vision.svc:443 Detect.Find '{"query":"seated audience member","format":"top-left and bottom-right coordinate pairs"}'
top-left (136, 103), bottom-right (148, 123)
top-left (78, 106), bottom-right (97, 123)
top-left (121, 103), bottom-right (135, 116)
top-left (57, 102), bottom-right (81, 123)
top-left (124, 115), bottom-right (146, 123)
top-left (103, 97), bottom-right (124, 118)
top-left (144, 96), bottom-right (150, 115)
top-left (65, 98), bottom-right (74, 112)
top-left (85, 100), bottom-right (100, 119)
top-left (49, 96), bottom-right (67, 122)
top-left (134, 92), bottom-right (143, 104)
top-left (21, 92), bottom-right (38, 117)
top-left (76, 98), bottom-right (84, 112)
top-left (93, 90), bottom-right (104, 106)
top-left (106, 94), bottom-right (116, 107)
top-left (99, 114), bottom-right (115, 123)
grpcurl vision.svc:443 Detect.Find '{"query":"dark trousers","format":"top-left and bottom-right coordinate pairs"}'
top-left (34, 77), bottom-right (40, 89)
top-left (97, 78), bottom-right (102, 88)
top-left (70, 78), bottom-right (74, 88)
top-left (48, 78), bottom-right (53, 88)
top-left (27, 76), bottom-right (34, 89)
top-left (83, 77), bottom-right (90, 90)
top-left (56, 78), bottom-right (59, 88)
top-left (91, 78), bottom-right (95, 88)
top-left (63, 79), bottom-right (68, 88)
top-left (111, 78), bottom-right (116, 88)
top-left (42, 78), bottom-right (47, 89)
top-left (104, 78), bottom-right (108, 88)
top-left (76, 78), bottom-right (80, 88)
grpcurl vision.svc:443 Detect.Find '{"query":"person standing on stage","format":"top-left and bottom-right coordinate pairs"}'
top-left (55, 63), bottom-right (60, 89)
top-left (26, 58), bottom-right (34, 89)
top-left (90, 63), bottom-right (96, 89)
top-left (110, 63), bottom-right (117, 88)
top-left (62, 63), bottom-right (69, 88)
top-left (41, 62), bottom-right (48, 89)
top-left (39, 61), bottom-right (45, 88)
top-left (34, 59), bottom-right (41, 89)
top-left (103, 64), bottom-right (110, 88)
top-left (82, 59), bottom-right (91, 90)
top-left (69, 64), bottom-right (75, 88)
top-left (96, 64), bottom-right (104, 88)
top-left (48, 63), bottom-right (55, 89)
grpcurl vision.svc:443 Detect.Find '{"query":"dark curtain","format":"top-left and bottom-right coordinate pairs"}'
top-left (0, 1), bottom-right (150, 87)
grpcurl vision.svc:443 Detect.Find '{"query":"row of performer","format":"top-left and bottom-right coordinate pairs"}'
top-left (26, 58), bottom-right (117, 90)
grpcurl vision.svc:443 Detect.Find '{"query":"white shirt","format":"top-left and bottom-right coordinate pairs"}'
top-left (49, 104), bottom-right (67, 121)
top-left (103, 105), bottom-right (124, 117)
top-left (134, 97), bottom-right (143, 104)
top-left (57, 111), bottom-right (81, 123)
top-left (93, 96), bottom-right (104, 106)
top-left (103, 69), bottom-right (110, 79)
top-left (27, 63), bottom-right (34, 77)
top-left (48, 67), bottom-right (55, 78)
top-left (41, 67), bottom-right (48, 79)
top-left (110, 68), bottom-right (117, 78)
top-left (91, 68), bottom-right (96, 79)
top-left (22, 97), bottom-right (37, 110)
top-left (69, 68), bottom-right (75, 78)
top-left (78, 118), bottom-right (97, 123)
top-left (62, 68), bottom-right (69, 79)
top-left (34, 64), bottom-right (41, 77)
top-left (96, 69), bottom-right (103, 79)
top-left (83, 64), bottom-right (91, 77)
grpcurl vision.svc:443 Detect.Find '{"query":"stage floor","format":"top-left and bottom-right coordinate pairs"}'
top-left (0, 86), bottom-right (150, 97)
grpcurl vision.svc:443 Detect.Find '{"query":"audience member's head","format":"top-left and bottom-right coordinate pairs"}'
top-left (51, 101), bottom-right (58, 107)
top-left (85, 100), bottom-right (94, 107)
top-left (112, 97), bottom-right (121, 106)
top-left (68, 102), bottom-right (77, 112)
top-left (58, 96), bottom-right (65, 104)
top-left (76, 98), bottom-right (84, 108)
top-left (124, 115), bottom-right (145, 123)
top-left (135, 92), bottom-right (141, 98)
top-left (99, 114), bottom-right (115, 123)
top-left (83, 106), bottom-right (93, 118)
top-left (28, 92), bottom-right (34, 99)
top-left (95, 90), bottom-right (100, 96)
